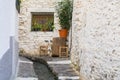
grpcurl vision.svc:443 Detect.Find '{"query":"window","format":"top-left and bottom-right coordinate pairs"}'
top-left (31, 12), bottom-right (54, 31)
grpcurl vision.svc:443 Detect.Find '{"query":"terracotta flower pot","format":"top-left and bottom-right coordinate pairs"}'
top-left (59, 29), bottom-right (68, 38)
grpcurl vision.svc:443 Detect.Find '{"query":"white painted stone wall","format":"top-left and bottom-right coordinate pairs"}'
top-left (0, 0), bottom-right (18, 80)
top-left (72, 0), bottom-right (120, 80)
top-left (19, 0), bottom-right (61, 56)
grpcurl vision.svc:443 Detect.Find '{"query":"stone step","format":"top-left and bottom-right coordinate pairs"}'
top-left (46, 58), bottom-right (80, 80)
top-left (17, 62), bottom-right (37, 78)
top-left (17, 56), bottom-right (80, 80)
top-left (17, 56), bottom-right (58, 80)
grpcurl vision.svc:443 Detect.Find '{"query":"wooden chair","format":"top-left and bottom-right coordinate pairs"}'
top-left (59, 46), bottom-right (68, 57)
top-left (39, 45), bottom-right (48, 56)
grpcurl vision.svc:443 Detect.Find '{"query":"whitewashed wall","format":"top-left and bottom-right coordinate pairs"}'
top-left (0, 0), bottom-right (10, 58)
top-left (0, 0), bottom-right (18, 80)
top-left (72, 0), bottom-right (120, 80)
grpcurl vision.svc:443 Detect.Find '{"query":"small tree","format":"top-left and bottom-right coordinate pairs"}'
top-left (56, 0), bottom-right (73, 30)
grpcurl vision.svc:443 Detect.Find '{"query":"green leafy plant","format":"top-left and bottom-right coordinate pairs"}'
top-left (47, 19), bottom-right (54, 31)
top-left (56, 0), bottom-right (73, 30)
top-left (32, 18), bottom-right (54, 31)
top-left (16, 0), bottom-right (21, 13)
top-left (32, 19), bottom-right (42, 31)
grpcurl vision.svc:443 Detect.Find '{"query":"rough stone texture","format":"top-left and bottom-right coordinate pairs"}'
top-left (71, 0), bottom-right (84, 68)
top-left (72, 0), bottom-right (120, 80)
top-left (19, 0), bottom-right (61, 56)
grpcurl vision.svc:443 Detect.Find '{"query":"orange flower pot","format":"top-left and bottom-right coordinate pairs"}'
top-left (59, 29), bottom-right (68, 38)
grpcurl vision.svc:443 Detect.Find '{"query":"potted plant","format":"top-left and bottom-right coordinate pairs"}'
top-left (56, 0), bottom-right (73, 38)
top-left (47, 20), bottom-right (54, 31)
top-left (32, 20), bottom-right (42, 31)
top-left (44, 19), bottom-right (54, 31)
top-left (32, 18), bottom-right (54, 31)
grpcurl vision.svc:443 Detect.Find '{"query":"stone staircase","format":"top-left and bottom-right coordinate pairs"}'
top-left (16, 57), bottom-right (38, 80)
top-left (16, 56), bottom-right (80, 80)
top-left (43, 57), bottom-right (80, 80)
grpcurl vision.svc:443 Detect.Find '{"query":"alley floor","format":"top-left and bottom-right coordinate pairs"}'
top-left (16, 56), bottom-right (80, 80)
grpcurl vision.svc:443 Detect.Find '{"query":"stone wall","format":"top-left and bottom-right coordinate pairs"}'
top-left (71, 0), bottom-right (83, 67)
top-left (19, 0), bottom-right (61, 56)
top-left (72, 0), bottom-right (120, 80)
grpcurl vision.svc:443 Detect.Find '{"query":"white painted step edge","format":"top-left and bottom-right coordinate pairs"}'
top-left (58, 76), bottom-right (80, 80)
top-left (47, 60), bottom-right (71, 64)
top-left (16, 77), bottom-right (38, 80)
top-left (19, 60), bottom-right (33, 64)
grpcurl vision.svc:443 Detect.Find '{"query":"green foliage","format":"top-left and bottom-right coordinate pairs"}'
top-left (32, 19), bottom-right (54, 31)
top-left (16, 0), bottom-right (21, 13)
top-left (32, 20), bottom-right (42, 31)
top-left (56, 0), bottom-right (73, 30)
top-left (47, 20), bottom-right (54, 31)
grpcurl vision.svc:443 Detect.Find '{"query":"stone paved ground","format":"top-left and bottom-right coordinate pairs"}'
top-left (39, 57), bottom-right (80, 80)
top-left (16, 56), bottom-right (57, 80)
top-left (16, 56), bottom-right (80, 80)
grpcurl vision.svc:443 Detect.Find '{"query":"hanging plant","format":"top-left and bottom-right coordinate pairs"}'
top-left (16, 0), bottom-right (21, 13)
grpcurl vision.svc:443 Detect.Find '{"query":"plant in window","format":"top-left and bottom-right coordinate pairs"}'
top-left (32, 16), bottom-right (54, 31)
top-left (32, 20), bottom-right (42, 31)
top-left (47, 19), bottom-right (54, 31)
top-left (40, 19), bottom-right (54, 31)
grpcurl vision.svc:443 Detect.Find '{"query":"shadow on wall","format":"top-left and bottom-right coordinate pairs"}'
top-left (0, 48), bottom-right (12, 80)
top-left (0, 36), bottom-right (18, 80)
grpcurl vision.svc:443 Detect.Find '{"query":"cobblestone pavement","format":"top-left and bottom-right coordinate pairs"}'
top-left (16, 56), bottom-right (57, 80)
